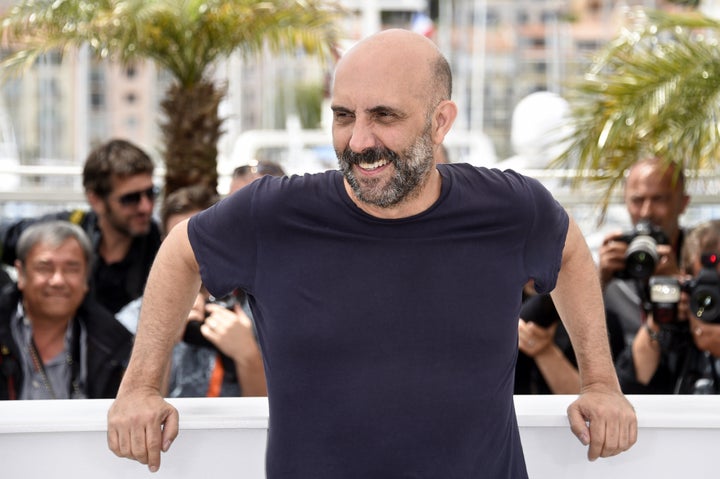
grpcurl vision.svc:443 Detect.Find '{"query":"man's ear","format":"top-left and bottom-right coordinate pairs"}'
top-left (431, 100), bottom-right (458, 145)
top-left (85, 191), bottom-right (104, 214)
top-left (14, 259), bottom-right (25, 289)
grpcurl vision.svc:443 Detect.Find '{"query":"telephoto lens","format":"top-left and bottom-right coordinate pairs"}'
top-left (619, 220), bottom-right (669, 281)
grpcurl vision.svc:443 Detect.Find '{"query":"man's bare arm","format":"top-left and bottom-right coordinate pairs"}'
top-left (550, 217), bottom-right (638, 461)
top-left (107, 220), bottom-right (202, 473)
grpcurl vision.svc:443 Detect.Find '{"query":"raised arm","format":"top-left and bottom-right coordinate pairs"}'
top-left (550, 217), bottom-right (637, 461)
top-left (107, 219), bottom-right (201, 473)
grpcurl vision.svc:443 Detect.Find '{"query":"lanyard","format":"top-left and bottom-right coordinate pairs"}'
top-left (27, 337), bottom-right (80, 399)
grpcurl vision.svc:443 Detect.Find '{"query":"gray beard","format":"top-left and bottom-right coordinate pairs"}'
top-left (339, 132), bottom-right (435, 208)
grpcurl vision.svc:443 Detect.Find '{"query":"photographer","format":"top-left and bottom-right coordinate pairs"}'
top-left (116, 185), bottom-right (267, 397)
top-left (616, 219), bottom-right (720, 394)
top-left (600, 157), bottom-right (690, 348)
top-left (516, 291), bottom-right (626, 394)
top-left (516, 292), bottom-right (580, 394)
top-left (162, 186), bottom-right (266, 398)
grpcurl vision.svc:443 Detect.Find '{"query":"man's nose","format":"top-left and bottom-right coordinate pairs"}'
top-left (137, 193), bottom-right (154, 213)
top-left (639, 199), bottom-right (653, 218)
top-left (48, 269), bottom-right (66, 285)
top-left (348, 121), bottom-right (377, 153)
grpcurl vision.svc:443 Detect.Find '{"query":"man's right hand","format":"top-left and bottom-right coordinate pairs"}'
top-left (107, 389), bottom-right (179, 473)
top-left (598, 231), bottom-right (627, 287)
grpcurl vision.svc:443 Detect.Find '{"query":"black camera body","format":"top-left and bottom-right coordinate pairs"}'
top-left (184, 293), bottom-right (243, 348)
top-left (206, 294), bottom-right (240, 313)
top-left (617, 220), bottom-right (670, 281)
top-left (682, 253), bottom-right (720, 323)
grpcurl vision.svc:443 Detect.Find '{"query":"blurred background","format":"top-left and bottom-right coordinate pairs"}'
top-left (0, 0), bottom-right (716, 247)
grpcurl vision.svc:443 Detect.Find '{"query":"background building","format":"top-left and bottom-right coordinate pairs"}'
top-left (0, 0), bottom-right (674, 193)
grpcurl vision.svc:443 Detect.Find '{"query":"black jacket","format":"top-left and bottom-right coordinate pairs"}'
top-left (0, 285), bottom-right (134, 399)
top-left (615, 323), bottom-right (719, 394)
top-left (0, 210), bottom-right (161, 313)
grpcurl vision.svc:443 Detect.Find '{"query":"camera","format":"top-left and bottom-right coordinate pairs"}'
top-left (647, 275), bottom-right (694, 351)
top-left (617, 220), bottom-right (670, 280)
top-left (183, 293), bottom-right (243, 348)
top-left (648, 276), bottom-right (681, 325)
top-left (682, 253), bottom-right (720, 323)
top-left (206, 293), bottom-right (240, 313)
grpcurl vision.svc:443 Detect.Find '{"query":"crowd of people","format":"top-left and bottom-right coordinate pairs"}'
top-left (0, 140), bottom-right (284, 400)
top-left (515, 155), bottom-right (720, 397)
top-left (5, 139), bottom-right (708, 402)
top-left (4, 25), bottom-right (719, 478)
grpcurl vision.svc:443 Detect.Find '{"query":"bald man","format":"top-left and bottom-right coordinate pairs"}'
top-left (599, 158), bottom-right (691, 345)
top-left (108, 29), bottom-right (636, 477)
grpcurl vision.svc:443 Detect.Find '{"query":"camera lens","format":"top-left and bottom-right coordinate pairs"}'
top-left (625, 235), bottom-right (658, 280)
top-left (691, 287), bottom-right (720, 323)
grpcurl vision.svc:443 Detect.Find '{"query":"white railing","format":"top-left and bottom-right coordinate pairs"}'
top-left (0, 395), bottom-right (718, 478)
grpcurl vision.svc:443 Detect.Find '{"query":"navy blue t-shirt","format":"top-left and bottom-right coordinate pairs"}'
top-left (188, 163), bottom-right (568, 478)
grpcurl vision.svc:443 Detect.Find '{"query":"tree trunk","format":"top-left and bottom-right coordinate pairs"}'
top-left (160, 79), bottom-right (225, 197)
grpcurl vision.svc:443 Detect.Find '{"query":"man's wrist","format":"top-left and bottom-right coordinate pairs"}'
top-left (645, 323), bottom-right (661, 343)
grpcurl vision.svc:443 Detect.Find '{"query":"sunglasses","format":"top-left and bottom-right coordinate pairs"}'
top-left (116, 186), bottom-right (159, 206)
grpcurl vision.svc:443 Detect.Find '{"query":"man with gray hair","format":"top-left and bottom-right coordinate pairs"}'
top-left (0, 220), bottom-right (133, 399)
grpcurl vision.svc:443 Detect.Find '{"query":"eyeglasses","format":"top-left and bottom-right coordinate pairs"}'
top-left (116, 186), bottom-right (158, 206)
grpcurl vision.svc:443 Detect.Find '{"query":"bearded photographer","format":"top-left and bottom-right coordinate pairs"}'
top-left (616, 219), bottom-right (720, 394)
top-left (599, 157), bottom-right (690, 349)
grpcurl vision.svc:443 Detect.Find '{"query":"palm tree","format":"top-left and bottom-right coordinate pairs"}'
top-left (0, 0), bottom-right (341, 195)
top-left (554, 5), bottom-right (720, 214)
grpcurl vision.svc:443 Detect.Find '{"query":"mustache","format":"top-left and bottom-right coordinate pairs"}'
top-left (340, 146), bottom-right (400, 166)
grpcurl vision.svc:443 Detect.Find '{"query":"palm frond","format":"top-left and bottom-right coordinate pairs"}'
top-left (553, 8), bottom-right (720, 207)
top-left (0, 0), bottom-right (342, 87)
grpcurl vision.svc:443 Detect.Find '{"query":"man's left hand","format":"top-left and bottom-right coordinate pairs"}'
top-left (567, 387), bottom-right (637, 461)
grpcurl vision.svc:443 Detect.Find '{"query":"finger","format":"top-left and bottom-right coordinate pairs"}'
top-left (108, 404), bottom-right (131, 458)
top-left (111, 416), bottom-right (134, 459)
top-left (201, 322), bottom-right (219, 340)
top-left (615, 416), bottom-right (632, 457)
top-left (144, 406), bottom-right (178, 473)
top-left (140, 427), bottom-right (162, 472)
top-left (615, 403), bottom-right (638, 455)
top-left (587, 415), bottom-right (605, 461)
top-left (628, 415), bottom-right (639, 451)
top-left (205, 303), bottom-right (224, 314)
top-left (595, 415), bottom-right (619, 458)
top-left (238, 313), bottom-right (253, 327)
top-left (129, 422), bottom-right (150, 466)
top-left (145, 424), bottom-right (161, 472)
top-left (162, 408), bottom-right (180, 452)
top-left (106, 423), bottom-right (122, 457)
top-left (566, 403), bottom-right (590, 447)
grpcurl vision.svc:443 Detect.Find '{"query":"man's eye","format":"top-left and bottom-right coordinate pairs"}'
top-left (64, 265), bottom-right (83, 275)
top-left (375, 111), bottom-right (399, 122)
top-left (33, 265), bottom-right (53, 275)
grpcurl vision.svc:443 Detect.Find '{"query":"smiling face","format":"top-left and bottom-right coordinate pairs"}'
top-left (331, 29), bottom-right (457, 216)
top-left (337, 117), bottom-right (435, 208)
top-left (16, 238), bottom-right (89, 323)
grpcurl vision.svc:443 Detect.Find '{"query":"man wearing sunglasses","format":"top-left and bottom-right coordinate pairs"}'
top-left (0, 139), bottom-right (162, 316)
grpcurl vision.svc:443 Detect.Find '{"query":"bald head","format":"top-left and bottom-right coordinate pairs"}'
top-left (624, 156), bottom-right (689, 246)
top-left (330, 29), bottom-right (458, 216)
top-left (334, 29), bottom-right (451, 107)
